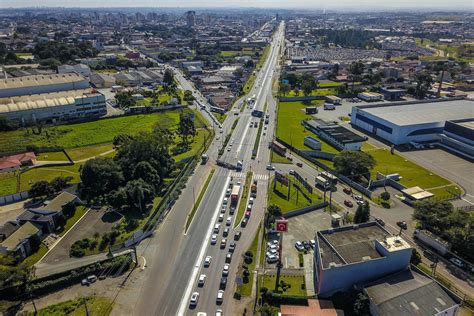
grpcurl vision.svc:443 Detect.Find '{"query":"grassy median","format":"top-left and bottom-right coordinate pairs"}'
top-left (234, 171), bottom-right (253, 228)
top-left (185, 169), bottom-right (215, 231)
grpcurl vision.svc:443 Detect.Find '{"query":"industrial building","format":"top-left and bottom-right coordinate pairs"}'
top-left (314, 222), bottom-right (412, 297)
top-left (0, 89), bottom-right (106, 124)
top-left (351, 98), bottom-right (474, 146)
top-left (0, 73), bottom-right (90, 98)
top-left (439, 119), bottom-right (474, 160)
top-left (304, 120), bottom-right (367, 151)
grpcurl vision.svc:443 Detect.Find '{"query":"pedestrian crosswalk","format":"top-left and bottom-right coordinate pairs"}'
top-left (229, 172), bottom-right (269, 181)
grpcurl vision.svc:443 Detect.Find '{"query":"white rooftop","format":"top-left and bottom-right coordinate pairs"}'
top-left (360, 99), bottom-right (474, 126)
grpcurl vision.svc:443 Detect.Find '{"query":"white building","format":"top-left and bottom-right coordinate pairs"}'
top-left (0, 73), bottom-right (90, 98)
top-left (57, 64), bottom-right (92, 77)
top-left (0, 89), bottom-right (106, 124)
top-left (350, 99), bottom-right (474, 145)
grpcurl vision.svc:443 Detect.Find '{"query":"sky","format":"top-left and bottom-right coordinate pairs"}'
top-left (1, 0), bottom-right (473, 10)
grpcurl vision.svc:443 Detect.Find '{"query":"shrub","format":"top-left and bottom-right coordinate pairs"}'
top-left (380, 191), bottom-right (390, 201)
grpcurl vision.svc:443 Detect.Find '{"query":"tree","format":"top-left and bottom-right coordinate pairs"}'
top-left (0, 116), bottom-right (19, 131)
top-left (183, 90), bottom-right (195, 102)
top-left (115, 91), bottom-right (136, 109)
top-left (353, 292), bottom-right (370, 316)
top-left (265, 204), bottom-right (282, 228)
top-left (107, 188), bottom-right (128, 210)
top-left (50, 176), bottom-right (73, 192)
top-left (132, 161), bottom-right (161, 188)
top-left (29, 181), bottom-right (53, 198)
top-left (410, 249), bottom-right (422, 266)
top-left (414, 71), bottom-right (433, 99)
top-left (124, 179), bottom-right (155, 212)
top-left (163, 68), bottom-right (175, 87)
top-left (349, 61), bottom-right (364, 88)
top-left (113, 134), bottom-right (133, 147)
top-left (280, 83), bottom-right (291, 96)
top-left (333, 151), bottom-right (376, 181)
top-left (380, 191), bottom-right (390, 201)
top-left (80, 157), bottom-right (124, 197)
top-left (354, 203), bottom-right (370, 223)
top-left (177, 112), bottom-right (196, 146)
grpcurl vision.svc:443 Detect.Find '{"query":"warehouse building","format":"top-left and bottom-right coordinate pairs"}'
top-left (439, 119), bottom-right (474, 160)
top-left (0, 89), bottom-right (106, 124)
top-left (351, 98), bottom-right (474, 146)
top-left (304, 120), bottom-right (367, 151)
top-left (0, 73), bottom-right (90, 98)
top-left (314, 222), bottom-right (412, 297)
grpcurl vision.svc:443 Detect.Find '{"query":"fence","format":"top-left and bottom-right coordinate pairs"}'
top-left (278, 95), bottom-right (328, 102)
top-left (284, 202), bottom-right (329, 218)
top-left (0, 191), bottom-right (29, 206)
top-left (300, 150), bottom-right (336, 161)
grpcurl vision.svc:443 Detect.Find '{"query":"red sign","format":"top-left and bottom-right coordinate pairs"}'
top-left (276, 219), bottom-right (288, 232)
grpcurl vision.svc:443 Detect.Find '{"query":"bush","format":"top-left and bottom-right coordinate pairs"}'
top-left (70, 247), bottom-right (85, 258)
top-left (380, 191), bottom-right (390, 201)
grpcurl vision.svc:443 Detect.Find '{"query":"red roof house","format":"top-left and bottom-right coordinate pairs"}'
top-left (0, 152), bottom-right (37, 172)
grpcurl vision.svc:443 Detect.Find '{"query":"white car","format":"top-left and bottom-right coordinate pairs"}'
top-left (266, 164), bottom-right (275, 170)
top-left (190, 292), bottom-right (199, 306)
top-left (289, 169), bottom-right (295, 175)
top-left (354, 195), bottom-right (363, 201)
top-left (214, 224), bottom-right (220, 233)
top-left (223, 198), bottom-right (228, 205)
top-left (227, 147), bottom-right (231, 152)
top-left (221, 206), bottom-right (226, 214)
top-left (211, 234), bottom-right (218, 245)
top-left (249, 197), bottom-right (254, 205)
top-left (295, 241), bottom-right (305, 251)
top-left (204, 256), bottom-right (212, 267)
top-left (216, 290), bottom-right (224, 304)
top-left (222, 264), bottom-right (230, 276)
top-left (216, 310), bottom-right (223, 316)
top-left (267, 244), bottom-right (278, 251)
top-left (267, 254), bottom-right (279, 263)
top-left (226, 216), bottom-right (232, 226)
top-left (198, 274), bottom-right (207, 286)
top-left (218, 214), bottom-right (224, 222)
top-left (450, 258), bottom-right (464, 268)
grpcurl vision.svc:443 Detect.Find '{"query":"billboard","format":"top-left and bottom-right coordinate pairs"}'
top-left (276, 219), bottom-right (288, 232)
top-left (275, 171), bottom-right (289, 187)
top-left (293, 171), bottom-right (313, 193)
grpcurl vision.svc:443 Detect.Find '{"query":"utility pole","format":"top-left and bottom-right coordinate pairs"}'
top-left (83, 297), bottom-right (90, 316)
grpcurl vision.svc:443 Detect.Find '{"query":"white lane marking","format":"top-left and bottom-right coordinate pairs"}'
top-left (177, 174), bottom-right (231, 316)
top-left (235, 121), bottom-right (251, 154)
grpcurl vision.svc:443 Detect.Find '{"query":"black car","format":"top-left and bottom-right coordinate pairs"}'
top-left (229, 242), bottom-right (236, 253)
top-left (223, 228), bottom-right (230, 237)
top-left (241, 218), bottom-right (248, 227)
top-left (220, 277), bottom-right (227, 290)
top-left (225, 253), bottom-right (232, 263)
top-left (302, 241), bottom-right (311, 251)
top-left (234, 231), bottom-right (241, 241)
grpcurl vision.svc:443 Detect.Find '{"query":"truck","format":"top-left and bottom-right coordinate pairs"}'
top-left (315, 175), bottom-right (330, 188)
top-left (231, 185), bottom-right (241, 206)
top-left (250, 179), bottom-right (257, 197)
top-left (413, 229), bottom-right (452, 256)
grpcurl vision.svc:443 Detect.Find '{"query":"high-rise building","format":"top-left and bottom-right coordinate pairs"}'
top-left (186, 11), bottom-right (196, 28)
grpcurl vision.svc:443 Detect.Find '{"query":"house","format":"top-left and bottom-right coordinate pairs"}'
top-left (0, 152), bottom-right (36, 173)
top-left (279, 299), bottom-right (339, 316)
top-left (0, 222), bottom-right (41, 261)
top-left (18, 192), bottom-right (82, 233)
top-left (365, 269), bottom-right (459, 316)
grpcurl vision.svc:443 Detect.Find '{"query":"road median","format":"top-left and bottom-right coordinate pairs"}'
top-left (185, 168), bottom-right (215, 232)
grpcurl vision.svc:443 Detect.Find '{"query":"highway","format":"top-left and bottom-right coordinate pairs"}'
top-left (121, 21), bottom-right (285, 316)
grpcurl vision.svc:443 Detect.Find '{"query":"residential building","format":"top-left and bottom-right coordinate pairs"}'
top-left (0, 222), bottom-right (41, 261)
top-left (314, 222), bottom-right (413, 297)
top-left (0, 152), bottom-right (36, 173)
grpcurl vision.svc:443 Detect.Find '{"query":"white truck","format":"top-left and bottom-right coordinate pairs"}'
top-left (413, 229), bottom-right (451, 256)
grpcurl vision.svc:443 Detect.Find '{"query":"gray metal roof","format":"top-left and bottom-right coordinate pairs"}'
top-left (358, 99), bottom-right (474, 126)
top-left (365, 270), bottom-right (458, 316)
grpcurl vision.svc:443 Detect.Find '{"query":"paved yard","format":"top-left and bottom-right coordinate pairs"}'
top-left (40, 209), bottom-right (121, 265)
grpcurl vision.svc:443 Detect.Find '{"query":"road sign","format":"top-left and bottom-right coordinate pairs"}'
top-left (276, 219), bottom-right (288, 232)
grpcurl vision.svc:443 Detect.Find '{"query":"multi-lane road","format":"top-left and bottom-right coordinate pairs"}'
top-left (117, 21), bottom-right (285, 316)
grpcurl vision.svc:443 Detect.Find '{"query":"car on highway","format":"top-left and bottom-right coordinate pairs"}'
top-left (216, 290), bottom-right (224, 304)
top-left (295, 241), bottom-right (305, 251)
top-left (223, 198), bottom-right (228, 205)
top-left (227, 147), bottom-right (231, 152)
top-left (225, 253), bottom-right (233, 263)
top-left (344, 200), bottom-right (353, 207)
top-left (225, 189), bottom-right (231, 197)
top-left (289, 169), bottom-right (295, 175)
top-left (220, 238), bottom-right (227, 249)
top-left (221, 206), bottom-right (226, 213)
top-left (226, 216), bottom-right (232, 226)
top-left (204, 256), bottom-right (212, 267)
top-left (190, 292), bottom-right (199, 307)
top-left (234, 231), bottom-right (242, 240)
top-left (220, 277), bottom-right (227, 290)
top-left (343, 187), bottom-right (352, 195)
top-left (450, 258), bottom-right (464, 268)
top-left (245, 210), bottom-right (251, 219)
top-left (214, 224), bottom-right (220, 233)
top-left (241, 218), bottom-right (248, 227)
top-left (216, 310), bottom-right (223, 316)
top-left (266, 164), bottom-right (275, 170)
top-left (198, 274), bottom-right (206, 287)
top-left (229, 242), bottom-right (236, 253)
top-left (218, 214), bottom-right (224, 222)
top-left (230, 207), bottom-right (235, 215)
top-left (296, 162), bottom-right (303, 167)
top-left (223, 227), bottom-right (230, 237)
top-left (222, 264), bottom-right (230, 276)
top-left (354, 195), bottom-right (363, 201)
top-left (397, 221), bottom-right (408, 230)
top-left (211, 234), bottom-right (218, 245)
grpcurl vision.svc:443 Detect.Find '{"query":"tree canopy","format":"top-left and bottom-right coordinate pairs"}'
top-left (333, 151), bottom-right (376, 180)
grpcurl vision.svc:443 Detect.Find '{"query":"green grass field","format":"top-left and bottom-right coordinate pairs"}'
top-left (270, 151), bottom-right (291, 164)
top-left (261, 274), bottom-right (307, 296)
top-left (0, 109), bottom-right (197, 152)
top-left (214, 113), bottom-right (227, 124)
top-left (36, 151), bottom-right (69, 161)
top-left (0, 173), bottom-right (18, 196)
top-left (19, 163), bottom-right (83, 192)
top-left (66, 143), bottom-right (115, 161)
top-left (172, 128), bottom-right (211, 162)
top-left (239, 224), bottom-right (261, 296)
top-left (28, 296), bottom-right (113, 316)
top-left (269, 176), bottom-right (323, 214)
top-left (220, 51), bottom-right (241, 57)
top-left (287, 88), bottom-right (337, 97)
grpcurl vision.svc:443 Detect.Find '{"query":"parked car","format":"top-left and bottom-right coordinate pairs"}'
top-left (344, 200), bottom-right (353, 207)
top-left (450, 258), bottom-right (464, 268)
top-left (190, 292), bottom-right (199, 306)
top-left (289, 169), bottom-right (295, 175)
top-left (356, 200), bottom-right (365, 206)
top-left (396, 221), bottom-right (408, 230)
top-left (310, 239), bottom-right (316, 249)
top-left (267, 254), bottom-right (279, 263)
top-left (245, 211), bottom-right (251, 218)
top-left (295, 241), bottom-right (305, 251)
top-left (354, 195), bottom-right (363, 201)
top-left (302, 241), bottom-right (311, 251)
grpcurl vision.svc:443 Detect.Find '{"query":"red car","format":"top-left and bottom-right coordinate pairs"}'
top-left (296, 162), bottom-right (303, 167)
top-left (287, 156), bottom-right (293, 161)
top-left (344, 200), bottom-right (353, 207)
top-left (343, 187), bottom-right (352, 195)
top-left (245, 211), bottom-right (251, 218)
